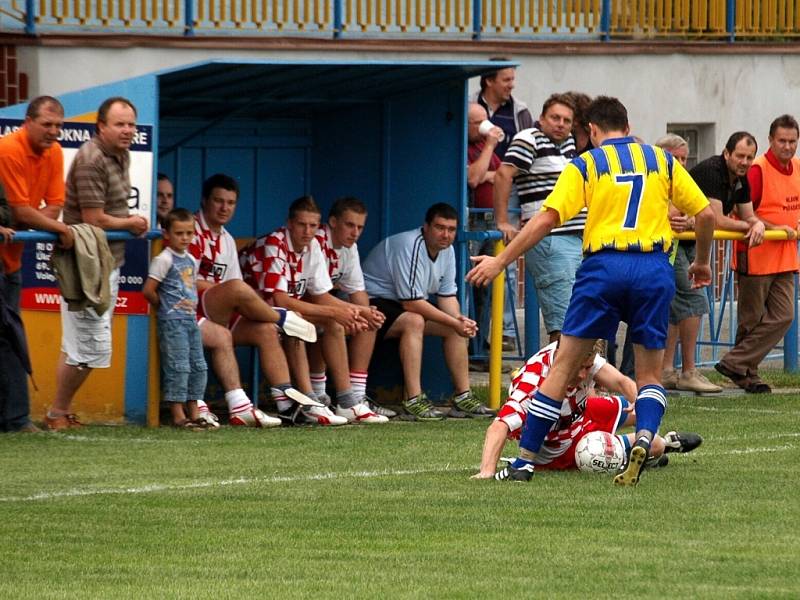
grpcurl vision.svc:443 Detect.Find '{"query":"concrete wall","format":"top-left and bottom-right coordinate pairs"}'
top-left (17, 45), bottom-right (800, 157)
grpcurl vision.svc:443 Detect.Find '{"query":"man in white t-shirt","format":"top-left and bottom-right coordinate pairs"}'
top-left (312, 197), bottom-right (394, 418)
top-left (362, 203), bottom-right (493, 420)
top-left (240, 195), bottom-right (386, 425)
top-left (188, 173), bottom-right (317, 428)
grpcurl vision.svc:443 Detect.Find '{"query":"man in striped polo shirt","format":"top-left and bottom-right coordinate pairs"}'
top-left (493, 93), bottom-right (580, 343)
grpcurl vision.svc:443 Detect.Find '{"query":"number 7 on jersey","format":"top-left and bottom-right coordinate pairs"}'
top-left (616, 173), bottom-right (645, 229)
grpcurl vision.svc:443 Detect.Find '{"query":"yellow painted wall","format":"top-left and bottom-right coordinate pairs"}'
top-left (22, 310), bottom-right (128, 423)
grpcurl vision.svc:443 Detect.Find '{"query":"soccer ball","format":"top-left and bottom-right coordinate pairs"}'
top-left (574, 431), bottom-right (626, 474)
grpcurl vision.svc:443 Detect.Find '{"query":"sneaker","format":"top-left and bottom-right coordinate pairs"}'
top-left (662, 369), bottom-right (678, 390)
top-left (275, 308), bottom-right (317, 343)
top-left (402, 394), bottom-right (446, 421)
top-left (644, 454), bottom-right (669, 469)
top-left (502, 336), bottom-right (516, 352)
top-left (663, 431), bottom-right (703, 454)
top-left (495, 462), bottom-right (535, 481)
top-left (614, 441), bottom-right (648, 487)
top-left (229, 407), bottom-right (281, 428)
top-left (677, 370), bottom-right (722, 393)
top-left (297, 404), bottom-right (348, 426)
top-left (197, 407), bottom-right (221, 429)
top-left (450, 393), bottom-right (495, 418)
top-left (44, 414), bottom-right (82, 431)
top-left (363, 397), bottom-right (397, 419)
top-left (335, 403), bottom-right (389, 424)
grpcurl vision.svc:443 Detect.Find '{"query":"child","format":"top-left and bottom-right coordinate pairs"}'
top-left (143, 208), bottom-right (210, 429)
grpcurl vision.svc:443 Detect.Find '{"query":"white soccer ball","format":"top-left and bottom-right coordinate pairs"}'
top-left (574, 431), bottom-right (626, 474)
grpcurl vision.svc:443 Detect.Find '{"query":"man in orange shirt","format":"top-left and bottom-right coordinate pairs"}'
top-left (0, 95), bottom-right (73, 310)
top-left (0, 96), bottom-right (72, 433)
top-left (716, 115), bottom-right (800, 393)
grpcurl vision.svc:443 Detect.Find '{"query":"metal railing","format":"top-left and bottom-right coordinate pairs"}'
top-left (2, 0), bottom-right (799, 39)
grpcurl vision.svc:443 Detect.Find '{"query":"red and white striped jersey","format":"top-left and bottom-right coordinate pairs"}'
top-left (315, 224), bottom-right (365, 295)
top-left (188, 210), bottom-right (243, 284)
top-left (239, 226), bottom-right (332, 302)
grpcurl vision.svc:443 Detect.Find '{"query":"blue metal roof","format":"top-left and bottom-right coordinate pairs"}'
top-left (157, 59), bottom-right (517, 119)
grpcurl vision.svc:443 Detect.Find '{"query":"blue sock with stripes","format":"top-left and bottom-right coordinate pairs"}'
top-left (634, 384), bottom-right (667, 436)
top-left (513, 390), bottom-right (562, 467)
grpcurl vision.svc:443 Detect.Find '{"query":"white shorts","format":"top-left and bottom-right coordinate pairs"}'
top-left (61, 268), bottom-right (120, 368)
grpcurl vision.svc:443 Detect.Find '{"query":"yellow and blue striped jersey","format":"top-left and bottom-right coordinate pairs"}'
top-left (543, 137), bottom-right (709, 254)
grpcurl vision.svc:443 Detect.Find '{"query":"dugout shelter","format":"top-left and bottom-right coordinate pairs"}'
top-left (0, 58), bottom-right (514, 425)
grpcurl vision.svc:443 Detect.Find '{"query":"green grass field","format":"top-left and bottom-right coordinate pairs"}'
top-left (2, 391), bottom-right (799, 599)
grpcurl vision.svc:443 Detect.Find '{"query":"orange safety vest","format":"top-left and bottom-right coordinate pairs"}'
top-left (734, 155), bottom-right (800, 275)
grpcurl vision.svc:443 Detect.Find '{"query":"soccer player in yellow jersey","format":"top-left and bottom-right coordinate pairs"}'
top-left (467, 96), bottom-right (716, 486)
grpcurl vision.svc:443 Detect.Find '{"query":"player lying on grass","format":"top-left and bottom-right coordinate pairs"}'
top-left (472, 340), bottom-right (702, 479)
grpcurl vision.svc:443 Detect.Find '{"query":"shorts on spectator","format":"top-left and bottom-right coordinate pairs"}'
top-left (370, 298), bottom-right (406, 343)
top-left (669, 242), bottom-right (709, 324)
top-left (524, 234), bottom-right (582, 334)
top-left (61, 268), bottom-right (119, 368)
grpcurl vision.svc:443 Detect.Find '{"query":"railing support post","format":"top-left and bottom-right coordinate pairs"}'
top-left (784, 273), bottom-right (799, 372)
top-left (472, 0), bottom-right (482, 40)
top-left (184, 0), bottom-right (195, 36)
top-left (600, 0), bottom-right (610, 41)
top-left (333, 0), bottom-right (343, 38)
top-left (24, 0), bottom-right (36, 35)
top-left (726, 0), bottom-right (736, 42)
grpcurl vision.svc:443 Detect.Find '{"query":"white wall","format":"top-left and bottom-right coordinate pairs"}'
top-left (18, 45), bottom-right (800, 159)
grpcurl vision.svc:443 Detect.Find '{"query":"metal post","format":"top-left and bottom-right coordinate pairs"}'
top-left (784, 273), bottom-right (799, 372)
top-left (471, 0), bottom-right (482, 40)
top-left (333, 0), bottom-right (343, 38)
top-left (524, 267), bottom-right (540, 356)
top-left (726, 0), bottom-right (736, 43)
top-left (489, 240), bottom-right (506, 409)
top-left (600, 0), bottom-right (611, 41)
top-left (24, 0), bottom-right (35, 35)
top-left (184, 0), bottom-right (195, 36)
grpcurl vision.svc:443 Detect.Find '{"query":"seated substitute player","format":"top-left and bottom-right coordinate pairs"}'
top-left (362, 202), bottom-right (492, 420)
top-left (189, 173), bottom-right (320, 428)
top-left (240, 195), bottom-right (387, 425)
top-left (474, 340), bottom-right (702, 479)
top-left (310, 196), bottom-right (396, 418)
top-left (467, 96), bottom-right (715, 486)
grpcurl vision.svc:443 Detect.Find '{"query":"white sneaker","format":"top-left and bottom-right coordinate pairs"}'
top-left (298, 404), bottom-right (348, 426)
top-left (229, 407), bottom-right (281, 428)
top-left (197, 408), bottom-right (221, 428)
top-left (335, 403), bottom-right (389, 424)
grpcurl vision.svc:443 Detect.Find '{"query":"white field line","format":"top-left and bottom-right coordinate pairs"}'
top-left (0, 465), bottom-right (467, 503)
top-left (4, 436), bottom-right (796, 504)
top-left (686, 405), bottom-right (800, 416)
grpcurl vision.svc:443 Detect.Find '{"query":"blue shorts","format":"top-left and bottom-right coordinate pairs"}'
top-left (562, 250), bottom-right (675, 349)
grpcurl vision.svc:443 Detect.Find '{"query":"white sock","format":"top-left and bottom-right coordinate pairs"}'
top-left (310, 372), bottom-right (327, 397)
top-left (225, 389), bottom-right (252, 415)
top-left (197, 399), bottom-right (210, 413)
top-left (350, 370), bottom-right (368, 397)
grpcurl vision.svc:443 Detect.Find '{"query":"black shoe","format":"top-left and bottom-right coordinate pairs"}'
top-left (663, 431), bottom-right (703, 454)
top-left (614, 440), bottom-right (649, 486)
top-left (494, 462), bottom-right (535, 481)
top-left (745, 382), bottom-right (771, 394)
top-left (644, 454), bottom-right (669, 469)
top-left (714, 362), bottom-right (749, 388)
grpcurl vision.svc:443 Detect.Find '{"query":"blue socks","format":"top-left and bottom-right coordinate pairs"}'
top-left (635, 384), bottom-right (667, 437)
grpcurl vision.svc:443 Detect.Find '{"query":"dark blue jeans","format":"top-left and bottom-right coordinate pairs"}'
top-left (0, 270), bottom-right (33, 432)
